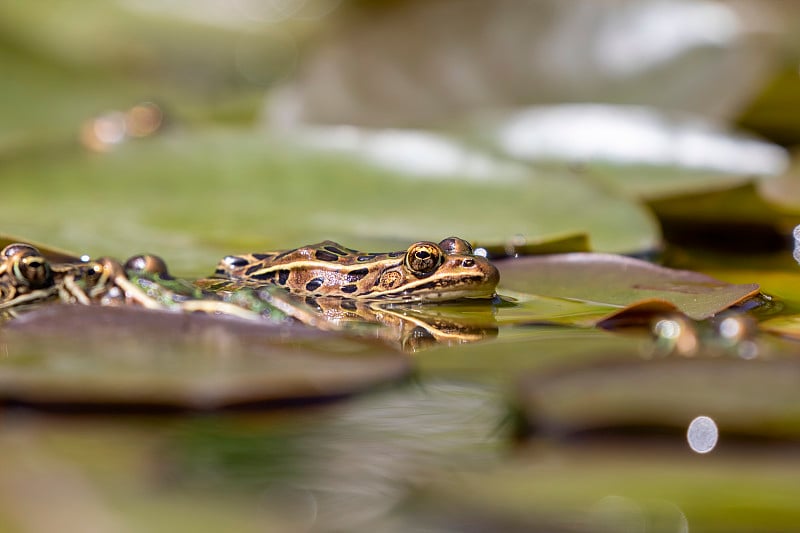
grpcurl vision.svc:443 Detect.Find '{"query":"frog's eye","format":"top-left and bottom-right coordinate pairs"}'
top-left (404, 242), bottom-right (443, 277)
top-left (2, 243), bottom-right (40, 259)
top-left (82, 261), bottom-right (106, 285)
top-left (13, 252), bottom-right (52, 288)
top-left (438, 237), bottom-right (473, 255)
top-left (124, 254), bottom-right (170, 278)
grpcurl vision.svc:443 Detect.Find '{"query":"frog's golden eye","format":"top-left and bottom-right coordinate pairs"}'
top-left (82, 261), bottom-right (106, 285)
top-left (124, 254), bottom-right (170, 278)
top-left (13, 252), bottom-right (52, 289)
top-left (404, 242), bottom-right (443, 277)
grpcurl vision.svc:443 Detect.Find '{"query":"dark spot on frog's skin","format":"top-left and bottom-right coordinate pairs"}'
top-left (341, 284), bottom-right (358, 294)
top-left (315, 250), bottom-right (340, 262)
top-left (357, 255), bottom-right (377, 262)
top-left (324, 246), bottom-right (348, 256)
top-left (341, 299), bottom-right (357, 311)
top-left (277, 270), bottom-right (290, 285)
top-left (245, 264), bottom-right (263, 276)
top-left (388, 251), bottom-right (404, 258)
top-left (306, 278), bottom-right (324, 291)
top-left (252, 253), bottom-right (273, 261)
top-left (214, 268), bottom-right (226, 275)
top-left (304, 296), bottom-right (323, 312)
top-left (346, 268), bottom-right (369, 282)
top-left (272, 250), bottom-right (293, 261)
top-left (251, 270), bottom-right (275, 281)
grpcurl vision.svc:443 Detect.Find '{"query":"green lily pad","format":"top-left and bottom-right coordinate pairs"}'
top-left (497, 253), bottom-right (760, 320)
top-left (516, 356), bottom-right (800, 439)
top-left (0, 305), bottom-right (410, 408)
top-left (0, 129), bottom-right (660, 276)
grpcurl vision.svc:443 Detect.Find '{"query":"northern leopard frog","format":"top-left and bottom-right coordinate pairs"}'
top-left (212, 237), bottom-right (499, 301)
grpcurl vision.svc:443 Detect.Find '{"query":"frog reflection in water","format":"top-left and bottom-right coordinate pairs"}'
top-left (0, 238), bottom-right (499, 351)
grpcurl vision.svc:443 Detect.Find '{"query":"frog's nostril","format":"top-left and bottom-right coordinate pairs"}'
top-left (462, 259), bottom-right (475, 267)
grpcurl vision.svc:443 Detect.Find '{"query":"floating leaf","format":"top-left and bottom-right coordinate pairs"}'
top-left (516, 356), bottom-right (800, 439)
top-left (495, 293), bottom-right (620, 327)
top-left (0, 129), bottom-right (660, 276)
top-left (0, 305), bottom-right (410, 409)
top-left (497, 253), bottom-right (760, 320)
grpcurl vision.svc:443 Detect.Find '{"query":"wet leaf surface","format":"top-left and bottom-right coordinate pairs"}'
top-left (497, 253), bottom-right (761, 320)
top-left (0, 306), bottom-right (411, 408)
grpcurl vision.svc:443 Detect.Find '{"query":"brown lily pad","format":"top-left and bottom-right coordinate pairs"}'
top-left (0, 305), bottom-right (411, 409)
top-left (497, 253), bottom-right (760, 320)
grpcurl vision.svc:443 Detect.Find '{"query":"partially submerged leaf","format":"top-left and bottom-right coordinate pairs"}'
top-left (497, 253), bottom-right (760, 320)
top-left (0, 306), bottom-right (410, 409)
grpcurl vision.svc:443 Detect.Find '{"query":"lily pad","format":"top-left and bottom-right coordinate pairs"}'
top-left (0, 305), bottom-right (410, 409)
top-left (0, 129), bottom-right (660, 276)
top-left (497, 253), bottom-right (760, 320)
top-left (516, 356), bottom-right (800, 439)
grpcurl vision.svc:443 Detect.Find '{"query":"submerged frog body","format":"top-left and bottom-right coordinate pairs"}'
top-left (214, 237), bottom-right (499, 301)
